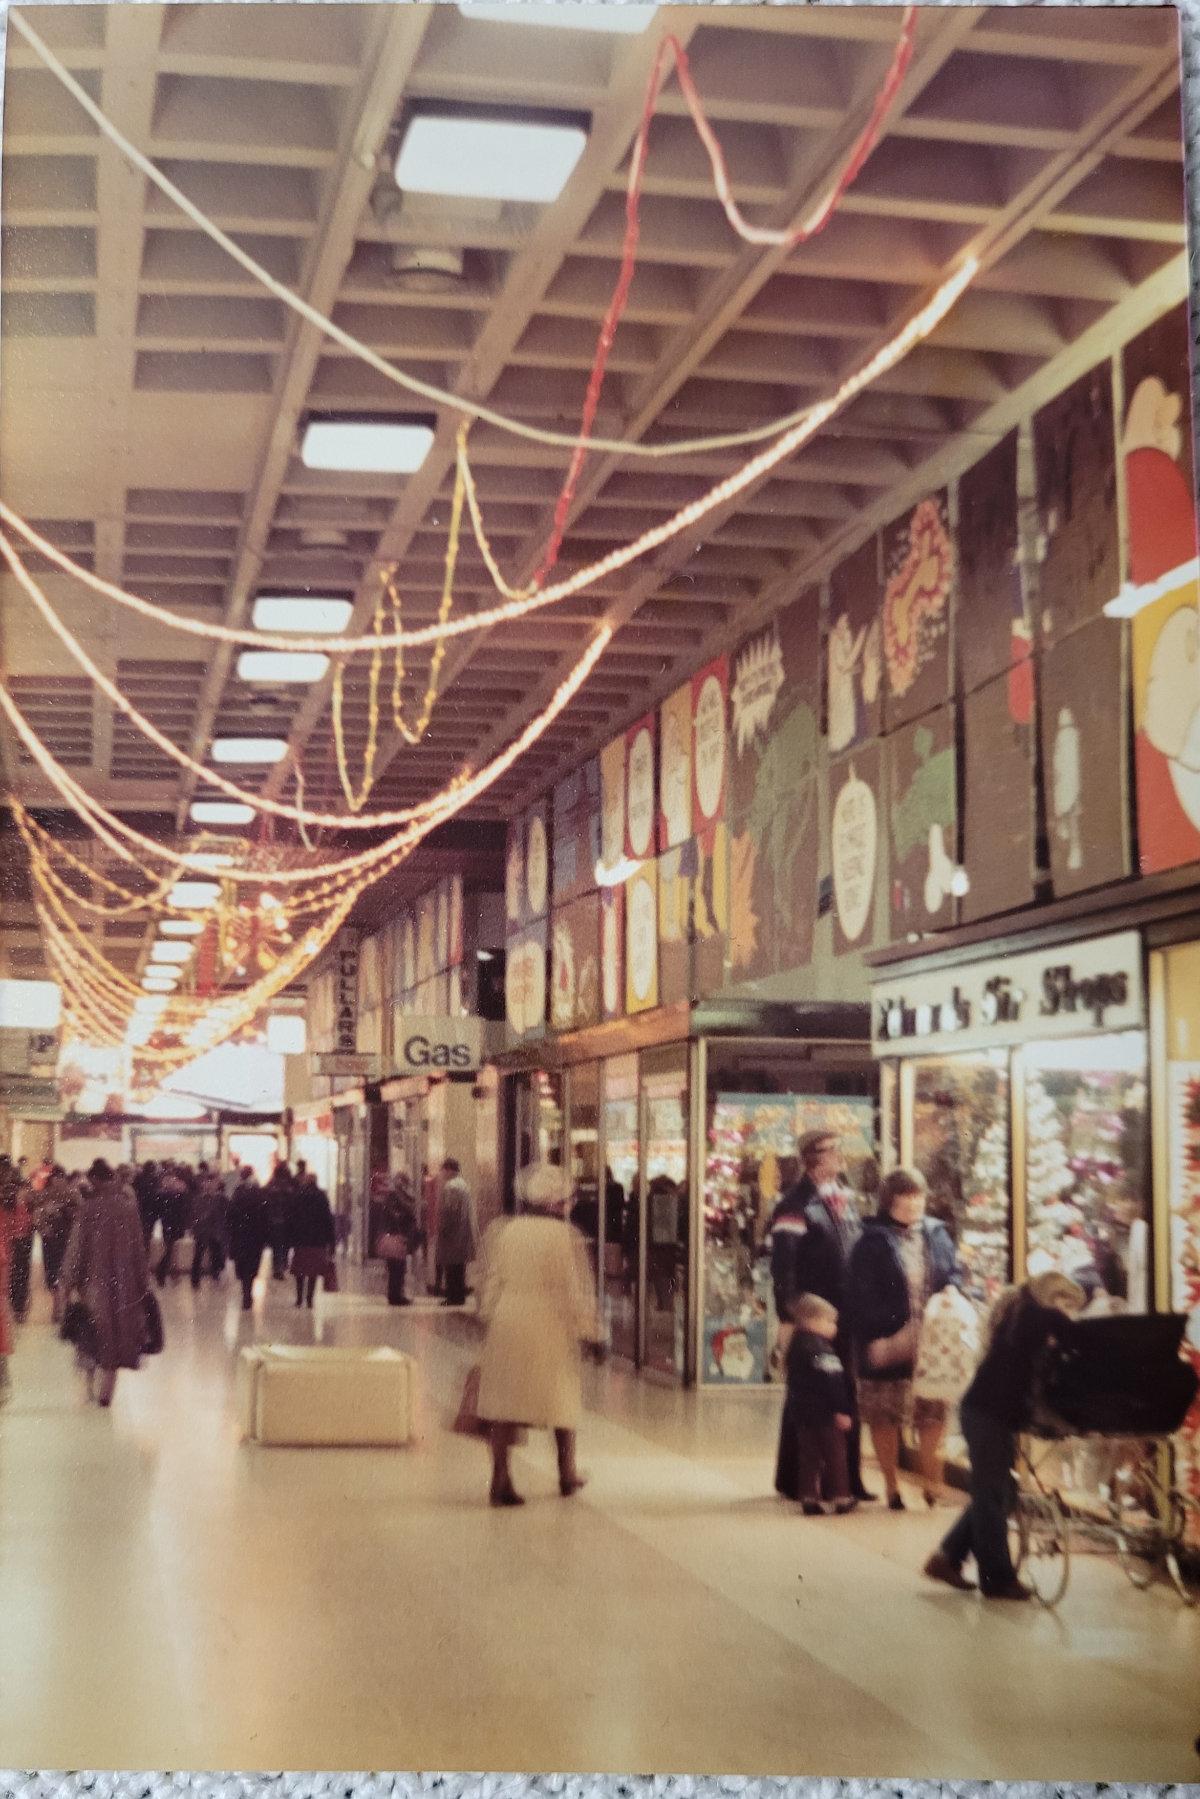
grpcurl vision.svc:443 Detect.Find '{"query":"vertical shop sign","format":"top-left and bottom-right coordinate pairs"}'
top-left (1123, 303), bottom-right (1200, 877)
top-left (625, 713), bottom-right (657, 864)
top-left (886, 708), bottom-right (957, 938)
top-left (829, 748), bottom-right (881, 957)
top-left (659, 682), bottom-right (693, 852)
top-left (881, 492), bottom-right (954, 731)
top-left (827, 537), bottom-right (882, 754)
top-left (335, 933), bottom-right (360, 1054)
top-left (1034, 359), bottom-right (1122, 644)
top-left (728, 590), bottom-right (820, 982)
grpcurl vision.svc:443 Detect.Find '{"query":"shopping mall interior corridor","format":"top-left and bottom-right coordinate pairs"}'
top-left (1, 1265), bottom-right (1197, 1779)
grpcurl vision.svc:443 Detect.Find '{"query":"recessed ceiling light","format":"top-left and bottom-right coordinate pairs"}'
top-left (300, 416), bottom-right (435, 474)
top-left (167, 880), bottom-right (221, 909)
top-left (151, 941), bottom-right (194, 965)
top-left (210, 738), bottom-right (288, 764)
top-left (0, 978), bottom-right (62, 1029)
top-left (252, 595), bottom-right (354, 635)
top-left (141, 975), bottom-right (177, 993)
top-left (237, 650), bottom-right (330, 685)
top-left (136, 993), bottom-right (170, 1011)
top-left (394, 113), bottom-right (587, 205)
top-left (190, 800), bottom-right (254, 826)
top-left (159, 919), bottom-right (204, 938)
top-left (182, 850), bottom-right (236, 870)
top-left (458, 4), bottom-right (656, 31)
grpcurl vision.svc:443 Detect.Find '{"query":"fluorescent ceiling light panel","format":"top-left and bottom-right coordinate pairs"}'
top-left (300, 417), bottom-right (434, 474)
top-left (238, 650), bottom-right (330, 685)
top-left (394, 114), bottom-right (587, 204)
top-left (136, 993), bottom-right (171, 1011)
top-left (190, 800), bottom-right (254, 826)
top-left (459, 3), bottom-right (656, 31)
top-left (167, 880), bottom-right (221, 909)
top-left (0, 978), bottom-right (62, 1029)
top-left (252, 596), bottom-right (354, 634)
top-left (210, 737), bottom-right (288, 764)
top-left (182, 850), bottom-right (236, 870)
top-left (151, 941), bottom-right (194, 966)
top-left (158, 919), bottom-right (204, 938)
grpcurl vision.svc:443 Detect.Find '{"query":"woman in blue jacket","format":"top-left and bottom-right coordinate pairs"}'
top-left (847, 1168), bottom-right (960, 1510)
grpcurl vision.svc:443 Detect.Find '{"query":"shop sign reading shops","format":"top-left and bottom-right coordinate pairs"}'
top-left (871, 930), bottom-right (1144, 1057)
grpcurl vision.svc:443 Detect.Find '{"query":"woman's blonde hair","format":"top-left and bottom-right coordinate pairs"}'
top-left (983, 1271), bottom-right (1087, 1351)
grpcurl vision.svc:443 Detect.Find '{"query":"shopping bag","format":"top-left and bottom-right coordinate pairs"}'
top-left (322, 1257), bottom-right (339, 1294)
top-left (453, 1363), bottom-right (489, 1437)
top-left (914, 1286), bottom-right (981, 1403)
top-left (375, 1232), bottom-right (409, 1261)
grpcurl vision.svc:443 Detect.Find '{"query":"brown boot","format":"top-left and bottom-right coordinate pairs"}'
top-left (923, 1551), bottom-right (976, 1592)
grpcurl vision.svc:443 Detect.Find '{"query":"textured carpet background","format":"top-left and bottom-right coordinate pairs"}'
top-left (1, 0), bottom-right (1199, 1791)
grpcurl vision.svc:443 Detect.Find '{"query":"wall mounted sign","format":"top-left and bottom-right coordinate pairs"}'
top-left (881, 491), bottom-right (954, 730)
top-left (624, 861), bottom-right (659, 1014)
top-left (394, 1015), bottom-right (482, 1074)
top-left (599, 734), bottom-right (626, 875)
top-left (1034, 359), bottom-right (1121, 643)
top-left (692, 655), bottom-right (728, 837)
top-left (525, 801), bottom-right (550, 920)
top-left (830, 746), bottom-right (881, 956)
top-left (728, 590), bottom-right (820, 982)
top-left (550, 891), bottom-right (602, 1033)
top-left (601, 885), bottom-right (624, 1021)
top-left (827, 537), bottom-right (882, 753)
top-left (887, 707), bottom-right (957, 938)
top-left (625, 713), bottom-right (657, 862)
top-left (956, 431), bottom-right (1028, 701)
top-left (504, 817), bottom-right (524, 926)
top-left (659, 681), bottom-right (693, 852)
top-left (505, 922), bottom-right (547, 1039)
top-left (1039, 614), bottom-right (1130, 896)
top-left (334, 934), bottom-right (360, 1054)
top-left (871, 929), bottom-right (1144, 1057)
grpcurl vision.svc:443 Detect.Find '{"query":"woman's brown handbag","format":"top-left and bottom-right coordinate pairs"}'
top-left (376, 1231), bottom-right (409, 1261)
top-left (865, 1318), bottom-right (919, 1371)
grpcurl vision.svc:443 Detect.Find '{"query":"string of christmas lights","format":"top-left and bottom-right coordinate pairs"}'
top-left (7, 8), bottom-right (917, 465)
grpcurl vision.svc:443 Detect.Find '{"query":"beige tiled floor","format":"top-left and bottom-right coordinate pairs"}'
top-left (1, 1263), bottom-right (1197, 1777)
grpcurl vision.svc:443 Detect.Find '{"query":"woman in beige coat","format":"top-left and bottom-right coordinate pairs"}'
top-left (477, 1163), bottom-right (601, 1507)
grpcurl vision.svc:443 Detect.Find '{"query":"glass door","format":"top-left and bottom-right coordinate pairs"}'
top-left (601, 1053), bottom-right (639, 1363)
top-left (908, 1050), bottom-right (1012, 1308)
top-left (641, 1045), bottom-right (689, 1380)
top-left (566, 1063), bottom-right (601, 1294)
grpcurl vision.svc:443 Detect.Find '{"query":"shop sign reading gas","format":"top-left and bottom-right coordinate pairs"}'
top-left (395, 1016), bottom-right (482, 1074)
top-left (871, 930), bottom-right (1144, 1056)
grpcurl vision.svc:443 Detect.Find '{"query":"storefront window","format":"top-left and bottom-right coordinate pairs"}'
top-left (566, 1063), bottom-right (601, 1291)
top-left (642, 1046), bottom-right (689, 1380)
top-left (1023, 1032), bottom-right (1150, 1311)
top-left (602, 1054), bottom-right (639, 1362)
top-left (911, 1051), bottom-right (1011, 1306)
top-left (702, 1044), bottom-right (875, 1385)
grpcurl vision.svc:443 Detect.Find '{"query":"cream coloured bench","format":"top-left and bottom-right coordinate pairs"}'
top-left (238, 1344), bottom-right (415, 1446)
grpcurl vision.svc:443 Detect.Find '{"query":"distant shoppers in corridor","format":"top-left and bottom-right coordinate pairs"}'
top-left (437, 1158), bottom-right (476, 1308)
top-left (925, 1272), bottom-right (1085, 1601)
top-left (769, 1128), bottom-right (874, 1503)
top-left (378, 1175), bottom-right (420, 1307)
top-left (847, 1168), bottom-right (960, 1510)
top-left (476, 1161), bottom-right (603, 1506)
top-left (228, 1170), bottom-right (271, 1311)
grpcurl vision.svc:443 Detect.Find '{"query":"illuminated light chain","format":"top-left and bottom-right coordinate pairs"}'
top-left (0, 622), bottom-right (614, 884)
top-left (12, 801), bottom-right (209, 921)
top-left (331, 594), bottom-right (386, 812)
top-left (7, 9), bottom-right (917, 465)
top-left (12, 634), bottom-right (612, 1069)
top-left (0, 256), bottom-right (978, 677)
top-left (387, 435), bottom-right (466, 743)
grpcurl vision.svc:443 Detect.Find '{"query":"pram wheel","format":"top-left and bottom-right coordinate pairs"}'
top-left (1011, 1486), bottom-right (1070, 1607)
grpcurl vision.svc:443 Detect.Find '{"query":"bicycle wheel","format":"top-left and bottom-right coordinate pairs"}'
top-left (1013, 1488), bottom-right (1070, 1606)
top-left (1164, 1491), bottom-right (1199, 1607)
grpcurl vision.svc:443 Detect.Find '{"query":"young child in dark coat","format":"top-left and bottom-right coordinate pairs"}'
top-left (774, 1292), bottom-right (856, 1515)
